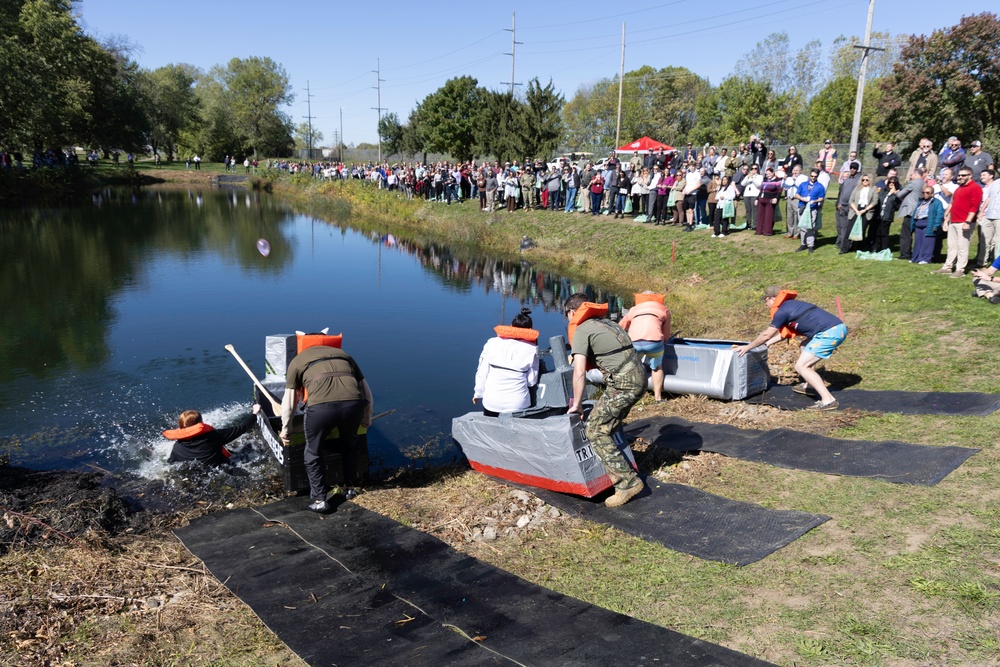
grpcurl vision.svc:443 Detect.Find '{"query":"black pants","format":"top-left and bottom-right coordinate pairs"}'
top-left (713, 207), bottom-right (732, 236)
top-left (303, 399), bottom-right (365, 500)
top-left (899, 215), bottom-right (913, 259)
top-left (870, 218), bottom-right (892, 253)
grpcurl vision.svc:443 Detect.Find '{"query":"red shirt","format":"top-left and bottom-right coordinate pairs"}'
top-left (951, 180), bottom-right (983, 223)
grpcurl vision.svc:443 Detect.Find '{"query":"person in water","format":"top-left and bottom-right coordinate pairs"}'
top-left (164, 405), bottom-right (259, 465)
top-left (473, 308), bottom-right (540, 416)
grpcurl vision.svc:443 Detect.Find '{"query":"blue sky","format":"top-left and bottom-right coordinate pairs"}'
top-left (77, 0), bottom-right (994, 146)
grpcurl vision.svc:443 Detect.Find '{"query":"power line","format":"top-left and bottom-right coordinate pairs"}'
top-left (850, 0), bottom-right (884, 154)
top-left (302, 80), bottom-right (315, 157)
top-left (500, 12), bottom-right (522, 96)
top-left (372, 59), bottom-right (386, 163)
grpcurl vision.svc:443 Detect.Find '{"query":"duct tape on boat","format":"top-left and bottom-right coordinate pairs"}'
top-left (575, 427), bottom-right (625, 462)
top-left (258, 412), bottom-right (285, 465)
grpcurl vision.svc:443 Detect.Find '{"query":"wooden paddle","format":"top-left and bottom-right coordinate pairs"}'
top-left (224, 344), bottom-right (282, 414)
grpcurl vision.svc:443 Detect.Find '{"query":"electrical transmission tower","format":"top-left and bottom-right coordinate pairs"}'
top-left (372, 60), bottom-right (386, 163)
top-left (302, 80), bottom-right (315, 159)
top-left (501, 12), bottom-right (522, 96)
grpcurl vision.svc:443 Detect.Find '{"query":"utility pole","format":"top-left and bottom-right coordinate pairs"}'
top-left (372, 59), bottom-right (386, 163)
top-left (302, 80), bottom-right (315, 159)
top-left (615, 22), bottom-right (625, 149)
top-left (339, 107), bottom-right (344, 163)
top-left (501, 12), bottom-right (522, 96)
top-left (849, 0), bottom-right (883, 155)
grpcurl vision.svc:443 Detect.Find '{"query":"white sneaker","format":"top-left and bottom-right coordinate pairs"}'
top-left (711, 234), bottom-right (718, 238)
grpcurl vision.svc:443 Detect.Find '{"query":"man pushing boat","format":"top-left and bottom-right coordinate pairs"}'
top-left (280, 333), bottom-right (374, 513)
top-left (565, 294), bottom-right (645, 508)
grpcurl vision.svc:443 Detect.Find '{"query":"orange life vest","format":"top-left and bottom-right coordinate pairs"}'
top-left (297, 332), bottom-right (343, 353)
top-left (162, 423), bottom-right (215, 440)
top-left (769, 290), bottom-right (798, 339)
top-left (633, 292), bottom-right (666, 305)
top-left (493, 325), bottom-right (539, 344)
top-left (567, 302), bottom-right (609, 346)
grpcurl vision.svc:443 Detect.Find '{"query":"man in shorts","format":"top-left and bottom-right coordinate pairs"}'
top-left (681, 164), bottom-right (701, 231)
top-left (619, 292), bottom-right (671, 403)
top-left (735, 286), bottom-right (847, 410)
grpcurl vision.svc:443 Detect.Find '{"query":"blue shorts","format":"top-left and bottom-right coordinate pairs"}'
top-left (632, 340), bottom-right (665, 370)
top-left (803, 323), bottom-right (848, 359)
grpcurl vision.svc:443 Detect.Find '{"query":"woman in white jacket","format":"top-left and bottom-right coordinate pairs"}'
top-left (473, 309), bottom-right (540, 415)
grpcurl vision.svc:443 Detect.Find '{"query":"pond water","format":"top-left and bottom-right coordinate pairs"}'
top-left (0, 187), bottom-right (617, 482)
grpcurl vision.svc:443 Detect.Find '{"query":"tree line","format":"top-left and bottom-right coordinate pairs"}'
top-left (380, 13), bottom-right (998, 161)
top-left (377, 77), bottom-right (565, 164)
top-left (0, 0), bottom-right (295, 161)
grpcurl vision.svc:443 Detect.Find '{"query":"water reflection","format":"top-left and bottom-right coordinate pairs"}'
top-left (0, 188), bottom-right (618, 479)
top-left (374, 234), bottom-right (622, 317)
top-left (0, 189), bottom-right (291, 382)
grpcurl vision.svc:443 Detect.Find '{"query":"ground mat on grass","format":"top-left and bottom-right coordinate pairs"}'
top-left (512, 479), bottom-right (828, 566)
top-left (626, 417), bottom-right (978, 486)
top-left (748, 384), bottom-right (1000, 416)
top-left (175, 497), bottom-right (776, 667)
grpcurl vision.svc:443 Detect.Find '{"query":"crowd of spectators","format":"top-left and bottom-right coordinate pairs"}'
top-left (304, 135), bottom-right (997, 301)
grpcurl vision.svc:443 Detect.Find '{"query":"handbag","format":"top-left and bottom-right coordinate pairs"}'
top-left (722, 199), bottom-right (735, 218)
top-left (667, 190), bottom-right (677, 208)
top-left (624, 198), bottom-right (633, 214)
top-left (799, 205), bottom-right (814, 230)
top-left (849, 214), bottom-right (864, 241)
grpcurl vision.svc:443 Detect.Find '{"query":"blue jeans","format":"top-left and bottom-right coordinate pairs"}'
top-left (591, 191), bottom-right (602, 214)
top-left (615, 193), bottom-right (627, 214)
top-left (565, 187), bottom-right (578, 212)
top-left (695, 196), bottom-right (707, 226)
top-left (548, 190), bottom-right (561, 210)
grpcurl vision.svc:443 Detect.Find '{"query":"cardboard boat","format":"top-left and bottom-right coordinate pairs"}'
top-left (588, 336), bottom-right (770, 400)
top-left (452, 335), bottom-right (635, 498)
top-left (254, 334), bottom-right (369, 492)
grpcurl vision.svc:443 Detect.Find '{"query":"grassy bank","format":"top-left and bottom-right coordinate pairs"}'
top-left (3, 173), bottom-right (996, 666)
top-left (266, 175), bottom-right (1000, 665)
top-left (272, 175), bottom-right (999, 393)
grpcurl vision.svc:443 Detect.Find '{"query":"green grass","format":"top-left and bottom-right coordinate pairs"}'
top-left (267, 175), bottom-right (999, 394)
top-left (89, 171), bottom-right (991, 667)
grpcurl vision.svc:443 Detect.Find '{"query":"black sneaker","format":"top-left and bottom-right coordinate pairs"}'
top-left (990, 295), bottom-right (1000, 305)
top-left (795, 245), bottom-right (808, 252)
top-left (808, 248), bottom-right (815, 253)
top-left (345, 489), bottom-right (359, 500)
top-left (307, 499), bottom-right (329, 513)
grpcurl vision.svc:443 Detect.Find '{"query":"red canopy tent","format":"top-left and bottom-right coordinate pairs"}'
top-left (614, 137), bottom-right (674, 155)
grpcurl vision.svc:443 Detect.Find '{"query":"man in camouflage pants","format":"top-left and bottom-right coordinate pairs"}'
top-left (519, 163), bottom-right (537, 211)
top-left (565, 293), bottom-right (645, 507)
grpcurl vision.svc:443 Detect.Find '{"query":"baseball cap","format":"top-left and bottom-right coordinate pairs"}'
top-left (824, 139), bottom-right (832, 144)
top-left (971, 140), bottom-right (982, 147)
top-left (763, 286), bottom-right (781, 300)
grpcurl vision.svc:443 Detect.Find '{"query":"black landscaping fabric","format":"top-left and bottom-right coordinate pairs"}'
top-left (515, 479), bottom-right (829, 566)
top-left (175, 497), bottom-right (777, 667)
top-left (748, 384), bottom-right (1000, 416)
top-left (626, 417), bottom-right (978, 486)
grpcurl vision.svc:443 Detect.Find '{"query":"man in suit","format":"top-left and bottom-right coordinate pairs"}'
top-left (836, 163), bottom-right (861, 254)
top-left (872, 142), bottom-right (901, 177)
top-left (896, 167), bottom-right (927, 260)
